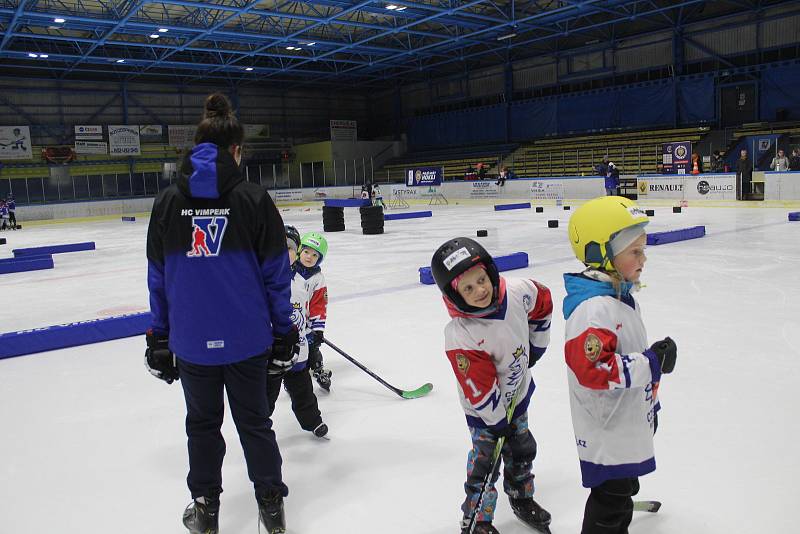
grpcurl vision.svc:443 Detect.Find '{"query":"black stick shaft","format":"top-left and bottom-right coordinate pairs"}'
top-left (322, 337), bottom-right (402, 396)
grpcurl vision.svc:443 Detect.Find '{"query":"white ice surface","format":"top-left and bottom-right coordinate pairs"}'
top-left (1, 203), bottom-right (798, 533)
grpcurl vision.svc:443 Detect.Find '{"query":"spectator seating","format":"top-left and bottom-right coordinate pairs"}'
top-left (379, 143), bottom-right (518, 182)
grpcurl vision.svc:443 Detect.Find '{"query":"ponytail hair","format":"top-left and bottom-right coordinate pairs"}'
top-left (194, 93), bottom-right (244, 149)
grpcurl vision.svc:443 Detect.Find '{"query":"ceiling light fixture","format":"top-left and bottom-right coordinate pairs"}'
top-left (54, 18), bottom-right (66, 23)
top-left (306, 42), bottom-right (316, 46)
top-left (386, 4), bottom-right (398, 9)
top-left (116, 59), bottom-right (125, 63)
top-left (28, 53), bottom-right (39, 58)
top-left (149, 34), bottom-right (160, 38)
top-left (396, 6), bottom-right (406, 11)
top-left (158, 28), bottom-right (168, 33)
top-left (40, 54), bottom-right (49, 58)
top-left (245, 67), bottom-right (254, 71)
top-left (286, 46), bottom-right (297, 50)
top-left (496, 32), bottom-right (517, 41)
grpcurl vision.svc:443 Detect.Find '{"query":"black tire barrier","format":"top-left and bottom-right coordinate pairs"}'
top-left (359, 205), bottom-right (383, 215)
top-left (548, 220), bottom-right (559, 228)
top-left (477, 229), bottom-right (488, 237)
top-left (535, 207), bottom-right (544, 213)
top-left (363, 226), bottom-right (384, 235)
top-left (360, 214), bottom-right (384, 224)
top-left (323, 206), bottom-right (344, 215)
top-left (361, 220), bottom-right (384, 230)
top-left (323, 214), bottom-right (345, 224)
top-left (323, 223), bottom-right (346, 232)
top-left (0, 238), bottom-right (6, 245)
top-left (563, 206), bottom-right (571, 210)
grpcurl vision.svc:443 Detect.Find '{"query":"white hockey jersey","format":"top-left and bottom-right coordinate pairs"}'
top-left (444, 277), bottom-right (552, 432)
top-left (563, 270), bottom-right (662, 488)
top-left (289, 265), bottom-right (311, 370)
top-left (294, 264), bottom-right (327, 333)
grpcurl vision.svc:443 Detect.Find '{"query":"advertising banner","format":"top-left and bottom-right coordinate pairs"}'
top-left (637, 174), bottom-right (736, 200)
top-left (108, 125), bottom-right (141, 156)
top-left (330, 120), bottom-right (357, 142)
top-left (662, 141), bottom-right (692, 174)
top-left (168, 125), bottom-right (197, 149)
top-left (74, 140), bottom-right (108, 155)
top-left (74, 125), bottom-right (103, 140)
top-left (139, 125), bottom-right (163, 141)
top-left (469, 181), bottom-right (499, 199)
top-left (405, 166), bottom-right (443, 187)
top-left (0, 126), bottom-right (32, 160)
top-left (271, 189), bottom-right (304, 204)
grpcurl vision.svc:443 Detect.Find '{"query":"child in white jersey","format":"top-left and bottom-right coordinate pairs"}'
top-left (564, 196), bottom-right (677, 534)
top-left (431, 237), bottom-right (553, 534)
top-left (266, 226), bottom-right (328, 438)
top-left (296, 231), bottom-right (332, 391)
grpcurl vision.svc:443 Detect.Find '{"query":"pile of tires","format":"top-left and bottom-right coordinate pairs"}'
top-left (322, 206), bottom-right (345, 232)
top-left (360, 205), bottom-right (384, 235)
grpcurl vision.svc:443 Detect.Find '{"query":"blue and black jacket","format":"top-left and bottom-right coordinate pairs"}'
top-left (146, 142), bottom-right (293, 365)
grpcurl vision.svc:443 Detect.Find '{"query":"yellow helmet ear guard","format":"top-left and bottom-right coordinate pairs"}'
top-left (568, 196), bottom-right (649, 271)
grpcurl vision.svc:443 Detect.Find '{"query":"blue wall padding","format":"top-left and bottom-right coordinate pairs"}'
top-left (789, 212), bottom-right (800, 221)
top-left (419, 252), bottom-right (529, 285)
top-left (323, 198), bottom-right (372, 208)
top-left (0, 255), bottom-right (54, 274)
top-left (0, 312), bottom-right (151, 360)
top-left (494, 202), bottom-right (531, 211)
top-left (647, 226), bottom-right (706, 246)
top-left (0, 254), bottom-right (50, 264)
top-left (384, 211), bottom-right (433, 221)
top-left (13, 241), bottom-right (96, 257)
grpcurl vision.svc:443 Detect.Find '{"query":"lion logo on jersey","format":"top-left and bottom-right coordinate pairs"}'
top-left (584, 333), bottom-right (602, 362)
top-left (455, 353), bottom-right (470, 376)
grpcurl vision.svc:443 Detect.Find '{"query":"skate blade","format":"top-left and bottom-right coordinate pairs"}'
top-left (513, 512), bottom-right (552, 533)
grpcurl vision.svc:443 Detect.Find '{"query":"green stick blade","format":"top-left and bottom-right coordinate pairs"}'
top-left (401, 382), bottom-right (434, 399)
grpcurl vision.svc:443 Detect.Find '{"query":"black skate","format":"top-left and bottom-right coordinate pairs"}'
top-left (312, 365), bottom-right (332, 392)
top-left (258, 490), bottom-right (286, 533)
top-left (182, 496), bottom-right (219, 534)
top-left (510, 498), bottom-right (552, 533)
top-left (461, 520), bottom-right (500, 534)
top-left (313, 422), bottom-right (329, 438)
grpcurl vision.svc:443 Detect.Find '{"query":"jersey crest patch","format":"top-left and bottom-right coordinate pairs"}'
top-left (584, 333), bottom-right (602, 362)
top-left (187, 216), bottom-right (228, 257)
top-left (455, 353), bottom-right (470, 376)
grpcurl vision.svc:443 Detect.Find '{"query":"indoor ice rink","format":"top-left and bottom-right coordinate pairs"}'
top-left (2, 1), bottom-right (800, 534)
top-left (1, 201), bottom-right (798, 533)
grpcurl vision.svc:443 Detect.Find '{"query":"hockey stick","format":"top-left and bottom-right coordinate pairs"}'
top-left (633, 500), bottom-right (661, 513)
top-left (321, 337), bottom-right (433, 399)
top-left (465, 383), bottom-right (529, 534)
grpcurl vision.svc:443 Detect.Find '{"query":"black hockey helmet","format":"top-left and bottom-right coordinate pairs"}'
top-left (285, 225), bottom-right (301, 251)
top-left (431, 237), bottom-right (500, 314)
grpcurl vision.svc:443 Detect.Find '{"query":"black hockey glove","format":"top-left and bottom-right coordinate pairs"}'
top-left (145, 329), bottom-right (179, 384)
top-left (308, 330), bottom-right (324, 350)
top-left (648, 337), bottom-right (677, 374)
top-left (268, 329), bottom-right (300, 376)
top-left (488, 423), bottom-right (515, 440)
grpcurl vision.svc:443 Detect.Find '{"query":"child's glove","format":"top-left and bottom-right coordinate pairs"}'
top-left (648, 337), bottom-right (677, 374)
top-left (269, 329), bottom-right (300, 375)
top-left (145, 329), bottom-right (179, 384)
top-left (307, 330), bottom-right (324, 350)
top-left (488, 423), bottom-right (515, 440)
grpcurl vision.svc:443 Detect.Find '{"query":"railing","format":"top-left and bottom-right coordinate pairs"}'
top-left (0, 157), bottom-right (383, 206)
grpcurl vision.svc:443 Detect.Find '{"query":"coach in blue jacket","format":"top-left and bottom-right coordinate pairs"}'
top-left (145, 93), bottom-right (297, 534)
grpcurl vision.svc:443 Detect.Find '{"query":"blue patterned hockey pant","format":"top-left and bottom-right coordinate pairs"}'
top-left (461, 412), bottom-right (538, 525)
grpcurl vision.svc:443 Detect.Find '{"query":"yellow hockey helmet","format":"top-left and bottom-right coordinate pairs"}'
top-left (568, 196), bottom-right (649, 271)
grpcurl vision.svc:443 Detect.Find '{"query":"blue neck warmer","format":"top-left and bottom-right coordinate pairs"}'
top-left (563, 272), bottom-right (634, 320)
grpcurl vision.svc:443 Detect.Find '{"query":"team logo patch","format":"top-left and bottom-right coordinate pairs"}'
top-left (522, 294), bottom-right (532, 312)
top-left (187, 216), bottom-right (228, 257)
top-left (456, 353), bottom-right (470, 376)
top-left (584, 333), bottom-right (602, 362)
